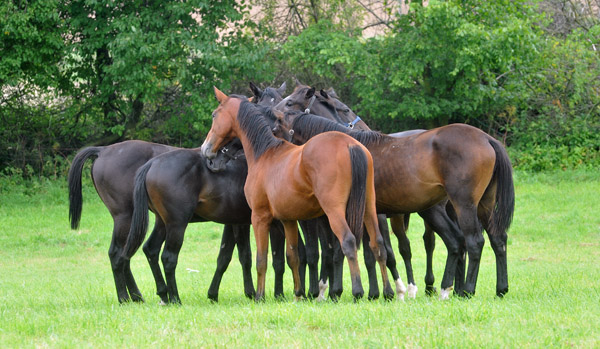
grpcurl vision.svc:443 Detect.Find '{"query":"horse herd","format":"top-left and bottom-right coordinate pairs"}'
top-left (68, 81), bottom-right (514, 304)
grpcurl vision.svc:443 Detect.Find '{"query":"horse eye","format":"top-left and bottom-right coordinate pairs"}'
top-left (286, 101), bottom-right (292, 107)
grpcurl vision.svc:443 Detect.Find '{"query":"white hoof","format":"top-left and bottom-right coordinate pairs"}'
top-left (158, 300), bottom-right (167, 306)
top-left (395, 278), bottom-right (406, 301)
top-left (407, 283), bottom-right (418, 299)
top-left (317, 280), bottom-right (328, 302)
top-left (439, 287), bottom-right (453, 300)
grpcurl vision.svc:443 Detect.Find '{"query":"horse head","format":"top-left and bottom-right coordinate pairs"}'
top-left (201, 87), bottom-right (242, 159)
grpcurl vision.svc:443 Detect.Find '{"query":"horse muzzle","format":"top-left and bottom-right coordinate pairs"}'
top-left (200, 141), bottom-right (217, 159)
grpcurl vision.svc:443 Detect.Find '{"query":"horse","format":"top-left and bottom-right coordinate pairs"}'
top-left (67, 82), bottom-right (286, 303)
top-left (276, 83), bottom-right (463, 299)
top-left (274, 110), bottom-right (515, 298)
top-left (197, 88), bottom-right (395, 301)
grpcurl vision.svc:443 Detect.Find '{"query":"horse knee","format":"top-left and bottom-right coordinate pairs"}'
top-left (340, 235), bottom-right (357, 260)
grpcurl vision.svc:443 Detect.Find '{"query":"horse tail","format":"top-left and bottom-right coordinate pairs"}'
top-left (487, 139), bottom-right (515, 236)
top-left (123, 161), bottom-right (153, 258)
top-left (346, 145), bottom-right (368, 248)
top-left (68, 147), bottom-right (102, 230)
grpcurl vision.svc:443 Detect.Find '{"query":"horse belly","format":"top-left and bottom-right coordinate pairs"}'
top-left (375, 182), bottom-right (446, 214)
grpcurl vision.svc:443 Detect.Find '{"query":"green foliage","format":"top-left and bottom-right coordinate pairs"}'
top-left (1, 0), bottom-right (599, 174)
top-left (0, 0), bottom-right (65, 87)
top-left (377, 0), bottom-right (541, 127)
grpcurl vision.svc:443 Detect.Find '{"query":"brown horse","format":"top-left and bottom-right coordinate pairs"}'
top-left (274, 110), bottom-right (515, 298)
top-left (277, 83), bottom-right (464, 299)
top-left (199, 88), bottom-right (395, 301)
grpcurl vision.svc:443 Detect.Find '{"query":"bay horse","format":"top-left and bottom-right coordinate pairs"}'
top-left (197, 88), bottom-right (395, 301)
top-left (68, 82), bottom-right (286, 303)
top-left (274, 110), bottom-right (515, 298)
top-left (277, 83), bottom-right (462, 299)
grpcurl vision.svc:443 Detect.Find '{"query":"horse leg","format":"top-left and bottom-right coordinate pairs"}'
top-left (299, 219), bottom-right (320, 299)
top-left (234, 224), bottom-right (256, 299)
top-left (454, 205), bottom-right (484, 298)
top-left (362, 232), bottom-right (380, 300)
top-left (363, 210), bottom-right (394, 300)
top-left (326, 213), bottom-right (363, 300)
top-left (161, 223), bottom-right (188, 304)
top-left (282, 220), bottom-right (304, 300)
top-left (108, 214), bottom-right (134, 303)
top-left (445, 202), bottom-right (466, 295)
top-left (141, 217), bottom-right (168, 304)
top-left (389, 214), bottom-right (414, 299)
top-left (252, 213), bottom-right (272, 301)
top-left (478, 195), bottom-right (509, 297)
top-left (269, 220), bottom-right (286, 299)
top-left (207, 224), bottom-right (237, 302)
top-left (297, 230), bottom-right (307, 297)
top-left (330, 239), bottom-right (345, 301)
top-left (317, 218), bottom-right (334, 301)
top-left (423, 221), bottom-right (437, 296)
top-left (418, 205), bottom-right (464, 300)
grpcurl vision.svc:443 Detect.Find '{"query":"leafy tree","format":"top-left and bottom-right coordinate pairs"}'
top-left (376, 0), bottom-right (543, 129)
top-left (60, 0), bottom-right (245, 145)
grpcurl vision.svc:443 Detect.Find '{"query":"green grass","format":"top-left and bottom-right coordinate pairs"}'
top-left (0, 170), bottom-right (599, 347)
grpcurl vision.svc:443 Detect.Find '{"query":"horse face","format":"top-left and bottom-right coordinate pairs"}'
top-left (200, 87), bottom-right (238, 159)
top-left (273, 110), bottom-right (307, 144)
top-left (274, 84), bottom-right (315, 113)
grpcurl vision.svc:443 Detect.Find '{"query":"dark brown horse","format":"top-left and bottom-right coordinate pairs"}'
top-left (277, 84), bottom-right (463, 299)
top-left (274, 110), bottom-right (515, 298)
top-left (198, 88), bottom-right (395, 301)
top-left (68, 82), bottom-right (286, 303)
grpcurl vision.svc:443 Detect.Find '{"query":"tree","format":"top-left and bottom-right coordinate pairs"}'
top-left (376, 0), bottom-right (543, 129)
top-left (60, 0), bottom-right (245, 145)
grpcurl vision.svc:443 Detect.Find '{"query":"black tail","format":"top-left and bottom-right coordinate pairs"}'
top-left (346, 146), bottom-right (368, 248)
top-left (488, 139), bottom-right (515, 236)
top-left (123, 161), bottom-right (153, 258)
top-left (68, 147), bottom-right (102, 230)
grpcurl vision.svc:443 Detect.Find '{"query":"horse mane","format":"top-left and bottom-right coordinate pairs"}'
top-left (237, 100), bottom-right (284, 160)
top-left (290, 111), bottom-right (386, 146)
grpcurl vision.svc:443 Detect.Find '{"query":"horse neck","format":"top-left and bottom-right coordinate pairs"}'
top-left (233, 112), bottom-right (284, 168)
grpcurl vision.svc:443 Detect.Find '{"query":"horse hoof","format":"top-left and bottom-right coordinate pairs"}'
top-left (395, 278), bottom-right (407, 300)
top-left (158, 300), bottom-right (168, 306)
top-left (439, 287), bottom-right (453, 300)
top-left (407, 283), bottom-right (418, 299)
top-left (425, 286), bottom-right (438, 296)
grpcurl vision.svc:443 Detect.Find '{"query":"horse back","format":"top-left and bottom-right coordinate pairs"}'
top-left (92, 140), bottom-right (176, 216)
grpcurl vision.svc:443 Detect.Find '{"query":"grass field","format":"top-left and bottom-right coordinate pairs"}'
top-left (0, 170), bottom-right (599, 347)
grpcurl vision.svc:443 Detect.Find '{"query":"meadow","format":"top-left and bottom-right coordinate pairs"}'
top-left (0, 170), bottom-right (598, 347)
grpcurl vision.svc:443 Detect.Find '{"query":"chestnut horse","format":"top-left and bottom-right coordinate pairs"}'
top-left (197, 88), bottom-right (394, 301)
top-left (275, 110), bottom-right (515, 298)
top-left (277, 84), bottom-right (464, 299)
top-left (68, 82), bottom-right (286, 303)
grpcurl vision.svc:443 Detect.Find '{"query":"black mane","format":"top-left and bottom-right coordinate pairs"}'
top-left (237, 100), bottom-right (284, 160)
top-left (290, 111), bottom-right (387, 146)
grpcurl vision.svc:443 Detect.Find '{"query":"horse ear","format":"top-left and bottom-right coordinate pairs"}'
top-left (248, 96), bottom-right (255, 103)
top-left (249, 82), bottom-right (262, 98)
top-left (214, 86), bottom-right (228, 103)
top-left (294, 78), bottom-right (302, 87)
top-left (319, 89), bottom-right (329, 99)
top-left (326, 87), bottom-right (339, 99)
top-left (306, 87), bottom-right (315, 99)
top-left (277, 81), bottom-right (287, 95)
